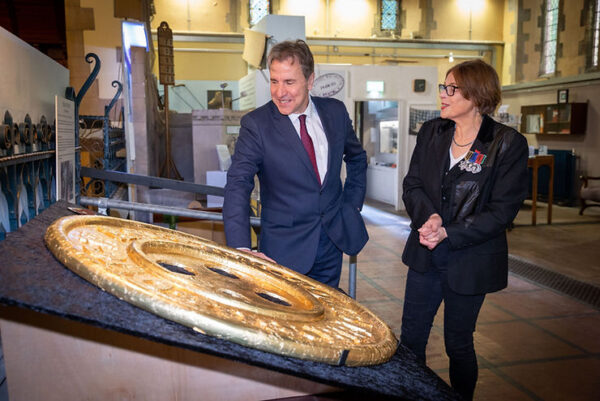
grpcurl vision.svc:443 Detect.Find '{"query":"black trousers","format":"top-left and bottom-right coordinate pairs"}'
top-left (400, 241), bottom-right (485, 401)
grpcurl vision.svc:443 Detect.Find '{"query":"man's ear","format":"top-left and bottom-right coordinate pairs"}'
top-left (307, 73), bottom-right (315, 91)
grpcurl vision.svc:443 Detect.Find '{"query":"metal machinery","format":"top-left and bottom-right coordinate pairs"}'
top-left (0, 112), bottom-right (55, 240)
top-left (0, 52), bottom-right (125, 241)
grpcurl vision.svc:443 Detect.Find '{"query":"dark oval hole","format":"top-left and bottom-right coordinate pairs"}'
top-left (207, 266), bottom-right (239, 280)
top-left (158, 262), bottom-right (194, 276)
top-left (256, 292), bottom-right (291, 307)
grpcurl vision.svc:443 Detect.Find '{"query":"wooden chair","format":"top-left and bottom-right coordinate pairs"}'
top-left (579, 175), bottom-right (600, 215)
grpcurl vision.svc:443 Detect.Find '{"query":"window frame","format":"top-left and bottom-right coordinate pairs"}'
top-left (249, 0), bottom-right (271, 27)
top-left (375, 0), bottom-right (401, 37)
top-left (540, 0), bottom-right (560, 77)
top-left (588, 0), bottom-right (600, 71)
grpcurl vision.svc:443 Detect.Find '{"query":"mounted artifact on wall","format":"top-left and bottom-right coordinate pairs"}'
top-left (207, 83), bottom-right (232, 110)
top-left (157, 21), bottom-right (182, 180)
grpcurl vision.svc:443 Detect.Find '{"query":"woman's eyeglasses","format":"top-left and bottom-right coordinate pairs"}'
top-left (438, 84), bottom-right (460, 96)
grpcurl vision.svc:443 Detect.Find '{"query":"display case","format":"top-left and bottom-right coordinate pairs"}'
top-left (520, 102), bottom-right (587, 135)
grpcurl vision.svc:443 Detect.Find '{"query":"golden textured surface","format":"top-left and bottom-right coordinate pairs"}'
top-left (44, 215), bottom-right (398, 366)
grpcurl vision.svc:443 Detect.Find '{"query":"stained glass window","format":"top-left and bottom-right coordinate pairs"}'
top-left (381, 0), bottom-right (398, 30)
top-left (249, 0), bottom-right (269, 26)
top-left (541, 0), bottom-right (559, 75)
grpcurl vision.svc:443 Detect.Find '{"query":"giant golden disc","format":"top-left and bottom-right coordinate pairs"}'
top-left (44, 215), bottom-right (398, 366)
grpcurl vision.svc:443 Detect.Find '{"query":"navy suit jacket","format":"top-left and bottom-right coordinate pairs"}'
top-left (223, 96), bottom-right (368, 274)
top-left (402, 115), bottom-right (529, 295)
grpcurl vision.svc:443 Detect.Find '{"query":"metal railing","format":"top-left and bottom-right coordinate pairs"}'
top-left (80, 196), bottom-right (260, 226)
top-left (78, 172), bottom-right (359, 299)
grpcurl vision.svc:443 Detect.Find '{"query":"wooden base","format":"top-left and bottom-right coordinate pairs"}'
top-left (528, 155), bottom-right (554, 225)
top-left (0, 307), bottom-right (337, 401)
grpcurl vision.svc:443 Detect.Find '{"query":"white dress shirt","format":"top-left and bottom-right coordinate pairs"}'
top-left (288, 98), bottom-right (329, 183)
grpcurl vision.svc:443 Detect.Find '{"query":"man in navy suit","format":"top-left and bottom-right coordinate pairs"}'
top-left (223, 40), bottom-right (368, 287)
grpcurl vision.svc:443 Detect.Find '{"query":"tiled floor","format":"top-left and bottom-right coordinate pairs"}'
top-left (335, 201), bottom-right (600, 401)
top-left (0, 201), bottom-right (598, 401)
top-left (509, 201), bottom-right (600, 287)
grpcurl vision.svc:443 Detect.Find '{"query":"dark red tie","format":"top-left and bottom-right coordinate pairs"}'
top-left (298, 114), bottom-right (321, 185)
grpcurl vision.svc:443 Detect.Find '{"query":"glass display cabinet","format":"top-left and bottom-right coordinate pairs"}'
top-left (520, 103), bottom-right (587, 135)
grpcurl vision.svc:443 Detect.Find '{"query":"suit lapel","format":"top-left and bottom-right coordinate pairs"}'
top-left (270, 102), bottom-right (320, 184)
top-left (422, 120), bottom-right (452, 209)
top-left (434, 120), bottom-right (453, 181)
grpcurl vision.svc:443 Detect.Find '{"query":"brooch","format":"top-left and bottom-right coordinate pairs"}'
top-left (459, 149), bottom-right (487, 173)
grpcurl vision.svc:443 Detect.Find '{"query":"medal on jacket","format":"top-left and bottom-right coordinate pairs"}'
top-left (459, 149), bottom-right (487, 173)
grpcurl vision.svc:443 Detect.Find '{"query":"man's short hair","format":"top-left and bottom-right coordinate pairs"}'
top-left (267, 39), bottom-right (314, 79)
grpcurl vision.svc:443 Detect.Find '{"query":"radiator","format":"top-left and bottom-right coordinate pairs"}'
top-left (528, 149), bottom-right (577, 205)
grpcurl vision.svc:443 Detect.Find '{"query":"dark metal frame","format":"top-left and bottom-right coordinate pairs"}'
top-left (71, 53), bottom-right (126, 200)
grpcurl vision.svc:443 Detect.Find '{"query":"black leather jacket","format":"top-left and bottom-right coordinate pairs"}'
top-left (402, 115), bottom-right (529, 295)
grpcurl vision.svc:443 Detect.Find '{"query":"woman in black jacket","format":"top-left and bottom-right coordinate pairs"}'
top-left (400, 59), bottom-right (529, 400)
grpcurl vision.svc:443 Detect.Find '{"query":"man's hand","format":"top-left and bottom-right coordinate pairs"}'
top-left (418, 213), bottom-right (447, 250)
top-left (239, 249), bottom-right (276, 263)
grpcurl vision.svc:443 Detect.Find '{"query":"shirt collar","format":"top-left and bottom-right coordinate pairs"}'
top-left (288, 97), bottom-right (315, 124)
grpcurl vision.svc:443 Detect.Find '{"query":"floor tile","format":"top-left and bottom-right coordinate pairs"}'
top-left (504, 273), bottom-right (545, 292)
top-left (473, 368), bottom-right (535, 401)
top-left (474, 321), bottom-right (583, 365)
top-left (477, 302), bottom-right (515, 324)
top-left (371, 277), bottom-right (406, 300)
top-left (486, 288), bottom-right (596, 319)
top-left (534, 313), bottom-right (600, 353)
top-left (355, 279), bottom-right (393, 302)
top-left (363, 300), bottom-right (403, 334)
top-left (499, 358), bottom-right (600, 401)
top-left (509, 203), bottom-right (600, 287)
top-left (435, 370), bottom-right (450, 387)
top-left (355, 244), bottom-right (400, 262)
top-left (357, 261), bottom-right (407, 280)
top-left (433, 307), bottom-right (445, 327)
top-left (425, 330), bottom-right (449, 371)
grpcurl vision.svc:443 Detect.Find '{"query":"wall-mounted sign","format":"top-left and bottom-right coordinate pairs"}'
top-left (413, 79), bottom-right (426, 93)
top-left (366, 80), bottom-right (384, 97)
top-left (157, 21), bottom-right (174, 86)
top-left (557, 89), bottom-right (569, 104)
top-left (55, 96), bottom-right (76, 203)
top-left (312, 73), bottom-right (345, 98)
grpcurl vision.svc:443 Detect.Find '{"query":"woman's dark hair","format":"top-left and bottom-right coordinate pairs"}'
top-left (267, 39), bottom-right (314, 79)
top-left (446, 59), bottom-right (501, 115)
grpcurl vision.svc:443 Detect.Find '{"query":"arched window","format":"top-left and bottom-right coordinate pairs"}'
top-left (540, 0), bottom-right (560, 76)
top-left (249, 0), bottom-right (270, 26)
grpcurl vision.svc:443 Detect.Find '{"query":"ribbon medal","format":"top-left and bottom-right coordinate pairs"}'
top-left (458, 149), bottom-right (487, 173)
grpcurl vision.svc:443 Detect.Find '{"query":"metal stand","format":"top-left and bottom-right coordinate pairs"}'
top-left (159, 84), bottom-right (182, 180)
